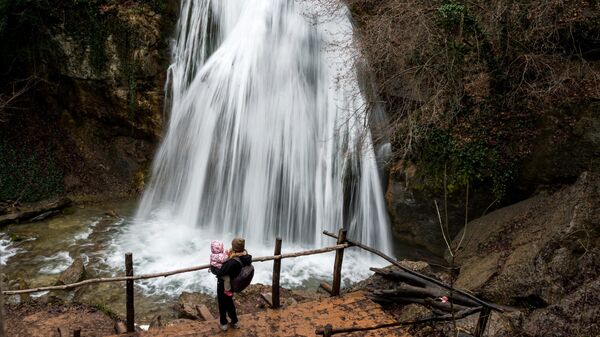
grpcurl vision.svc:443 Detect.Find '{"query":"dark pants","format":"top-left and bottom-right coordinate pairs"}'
top-left (217, 279), bottom-right (238, 325)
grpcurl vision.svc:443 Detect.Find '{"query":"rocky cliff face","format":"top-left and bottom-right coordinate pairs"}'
top-left (453, 172), bottom-right (600, 336)
top-left (0, 1), bottom-right (178, 201)
top-left (348, 0), bottom-right (600, 256)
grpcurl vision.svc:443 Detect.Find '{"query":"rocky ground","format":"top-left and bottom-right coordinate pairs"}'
top-left (3, 284), bottom-right (328, 336)
top-left (5, 301), bottom-right (116, 337)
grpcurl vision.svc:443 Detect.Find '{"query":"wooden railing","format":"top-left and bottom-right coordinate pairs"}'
top-left (3, 229), bottom-right (351, 334)
top-left (3, 229), bottom-right (501, 337)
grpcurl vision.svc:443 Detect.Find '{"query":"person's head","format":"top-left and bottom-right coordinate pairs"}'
top-left (231, 237), bottom-right (245, 253)
top-left (211, 240), bottom-right (224, 254)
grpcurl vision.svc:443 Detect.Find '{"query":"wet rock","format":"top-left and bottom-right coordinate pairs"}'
top-left (149, 314), bottom-right (164, 330)
top-left (104, 210), bottom-right (120, 218)
top-left (385, 163), bottom-right (496, 259)
top-left (56, 257), bottom-right (86, 286)
top-left (176, 292), bottom-right (214, 319)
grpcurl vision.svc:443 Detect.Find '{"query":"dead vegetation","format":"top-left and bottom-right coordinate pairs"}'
top-left (346, 0), bottom-right (600, 196)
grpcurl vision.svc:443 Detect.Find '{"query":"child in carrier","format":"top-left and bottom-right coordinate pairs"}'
top-left (210, 240), bottom-right (233, 296)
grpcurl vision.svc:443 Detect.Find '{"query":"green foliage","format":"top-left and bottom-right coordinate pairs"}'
top-left (0, 142), bottom-right (63, 202)
top-left (437, 2), bottom-right (475, 32)
top-left (418, 128), bottom-right (515, 198)
top-left (91, 302), bottom-right (121, 321)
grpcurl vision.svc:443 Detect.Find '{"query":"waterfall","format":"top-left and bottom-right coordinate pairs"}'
top-left (135, 0), bottom-right (391, 252)
top-left (110, 0), bottom-right (393, 295)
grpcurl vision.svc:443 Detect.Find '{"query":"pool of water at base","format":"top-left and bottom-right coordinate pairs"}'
top-left (0, 199), bottom-right (442, 323)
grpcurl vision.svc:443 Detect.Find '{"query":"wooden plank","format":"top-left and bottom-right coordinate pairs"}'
top-left (272, 238), bottom-right (282, 308)
top-left (260, 293), bottom-right (273, 308)
top-left (195, 304), bottom-right (214, 321)
top-left (125, 253), bottom-right (135, 333)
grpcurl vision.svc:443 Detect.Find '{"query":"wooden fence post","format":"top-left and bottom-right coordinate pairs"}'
top-left (331, 228), bottom-right (347, 296)
top-left (323, 324), bottom-right (333, 337)
top-left (0, 275), bottom-right (5, 337)
top-left (272, 238), bottom-right (282, 309)
top-left (474, 306), bottom-right (492, 337)
top-left (125, 253), bottom-right (135, 333)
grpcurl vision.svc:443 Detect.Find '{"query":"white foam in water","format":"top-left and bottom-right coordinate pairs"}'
top-left (39, 251), bottom-right (74, 274)
top-left (74, 227), bottom-right (94, 241)
top-left (111, 0), bottom-right (392, 295)
top-left (0, 235), bottom-right (20, 265)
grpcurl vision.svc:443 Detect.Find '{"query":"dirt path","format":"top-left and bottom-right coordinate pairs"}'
top-left (110, 291), bottom-right (411, 337)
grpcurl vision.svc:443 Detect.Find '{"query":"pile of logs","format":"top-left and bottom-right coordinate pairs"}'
top-left (368, 267), bottom-right (482, 316)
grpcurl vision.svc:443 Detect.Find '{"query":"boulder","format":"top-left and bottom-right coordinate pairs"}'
top-left (176, 292), bottom-right (214, 320)
top-left (451, 172), bottom-right (600, 335)
top-left (56, 257), bottom-right (86, 286)
top-left (523, 279), bottom-right (600, 337)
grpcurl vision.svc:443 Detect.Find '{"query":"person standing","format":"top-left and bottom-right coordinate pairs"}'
top-left (211, 237), bottom-right (252, 331)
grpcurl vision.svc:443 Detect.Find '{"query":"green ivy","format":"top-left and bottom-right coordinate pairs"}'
top-left (437, 2), bottom-right (476, 32)
top-left (418, 128), bottom-right (515, 198)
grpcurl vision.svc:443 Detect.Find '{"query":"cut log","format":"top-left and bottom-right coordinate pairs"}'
top-left (323, 230), bottom-right (505, 312)
top-left (0, 197), bottom-right (71, 227)
top-left (195, 304), bottom-right (214, 321)
top-left (368, 294), bottom-right (470, 313)
top-left (319, 283), bottom-right (333, 294)
top-left (372, 283), bottom-right (481, 308)
top-left (370, 267), bottom-right (430, 288)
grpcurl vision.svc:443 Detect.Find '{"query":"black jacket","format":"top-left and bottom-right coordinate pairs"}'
top-left (211, 254), bottom-right (253, 279)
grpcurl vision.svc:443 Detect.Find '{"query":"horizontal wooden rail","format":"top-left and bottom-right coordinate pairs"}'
top-left (322, 230), bottom-right (505, 313)
top-left (3, 243), bottom-right (349, 296)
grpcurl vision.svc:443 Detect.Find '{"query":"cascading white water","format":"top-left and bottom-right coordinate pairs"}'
top-left (111, 0), bottom-right (392, 294)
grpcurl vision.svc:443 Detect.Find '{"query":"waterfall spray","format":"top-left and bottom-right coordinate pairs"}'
top-left (111, 0), bottom-right (392, 293)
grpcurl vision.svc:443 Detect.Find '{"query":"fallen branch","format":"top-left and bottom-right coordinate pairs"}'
top-left (370, 267), bottom-right (430, 288)
top-left (315, 307), bottom-right (482, 335)
top-left (0, 197), bottom-right (71, 227)
top-left (323, 230), bottom-right (505, 312)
